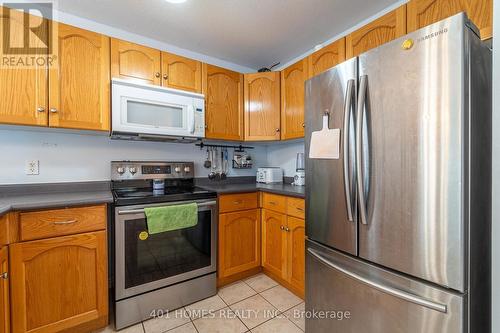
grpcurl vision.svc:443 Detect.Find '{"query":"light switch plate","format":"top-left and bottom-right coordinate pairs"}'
top-left (26, 160), bottom-right (39, 175)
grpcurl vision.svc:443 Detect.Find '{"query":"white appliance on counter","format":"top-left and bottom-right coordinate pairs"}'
top-left (256, 167), bottom-right (283, 184)
top-left (111, 78), bottom-right (205, 141)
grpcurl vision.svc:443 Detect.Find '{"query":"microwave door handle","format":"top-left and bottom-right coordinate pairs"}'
top-left (187, 105), bottom-right (195, 134)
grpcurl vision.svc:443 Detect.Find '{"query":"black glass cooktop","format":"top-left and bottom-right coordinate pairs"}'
top-left (112, 186), bottom-right (216, 206)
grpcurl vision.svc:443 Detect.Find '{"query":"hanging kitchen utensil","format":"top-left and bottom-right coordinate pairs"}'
top-left (204, 148), bottom-right (211, 169)
top-left (208, 147), bottom-right (216, 179)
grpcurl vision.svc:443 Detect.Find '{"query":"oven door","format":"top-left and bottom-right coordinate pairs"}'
top-left (114, 199), bottom-right (217, 300)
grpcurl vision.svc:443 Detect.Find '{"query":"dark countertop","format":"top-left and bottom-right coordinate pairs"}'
top-left (0, 181), bottom-right (114, 216)
top-left (198, 182), bottom-right (305, 198)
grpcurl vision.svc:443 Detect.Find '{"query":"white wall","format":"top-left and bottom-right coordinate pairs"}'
top-left (492, 0), bottom-right (499, 331)
top-left (0, 128), bottom-right (267, 185)
top-left (266, 140), bottom-right (305, 177)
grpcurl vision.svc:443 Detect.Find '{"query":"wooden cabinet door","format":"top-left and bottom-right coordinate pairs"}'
top-left (262, 209), bottom-right (287, 278)
top-left (161, 52), bottom-right (202, 93)
top-left (281, 59), bottom-right (308, 140)
top-left (49, 23), bottom-right (110, 131)
top-left (244, 72), bottom-right (281, 141)
top-left (0, 8), bottom-right (48, 126)
top-left (308, 38), bottom-right (346, 78)
top-left (407, 0), bottom-right (492, 40)
top-left (10, 231), bottom-right (108, 333)
top-left (205, 64), bottom-right (244, 140)
top-left (111, 38), bottom-right (161, 85)
top-left (346, 5), bottom-right (407, 58)
top-left (219, 209), bottom-right (261, 278)
top-left (286, 217), bottom-right (305, 295)
top-left (0, 247), bottom-right (9, 333)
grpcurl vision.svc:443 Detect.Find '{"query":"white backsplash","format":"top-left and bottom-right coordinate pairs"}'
top-left (266, 140), bottom-right (305, 177)
top-left (0, 128), bottom-right (267, 185)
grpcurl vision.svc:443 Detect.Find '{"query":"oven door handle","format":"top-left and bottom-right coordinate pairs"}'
top-left (117, 200), bottom-right (217, 215)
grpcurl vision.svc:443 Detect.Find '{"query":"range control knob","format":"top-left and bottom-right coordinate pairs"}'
top-left (184, 166), bottom-right (191, 173)
top-left (174, 166), bottom-right (181, 173)
top-left (117, 167), bottom-right (125, 175)
top-left (129, 167), bottom-right (137, 175)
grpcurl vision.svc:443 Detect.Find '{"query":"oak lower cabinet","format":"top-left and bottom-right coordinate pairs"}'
top-left (281, 59), bottom-right (308, 140)
top-left (0, 246), bottom-right (9, 333)
top-left (261, 209), bottom-right (287, 278)
top-left (244, 72), bottom-right (281, 141)
top-left (407, 0), bottom-right (492, 40)
top-left (11, 231), bottom-right (108, 333)
top-left (346, 5), bottom-right (407, 58)
top-left (286, 217), bottom-right (305, 293)
top-left (50, 23), bottom-right (110, 131)
top-left (205, 65), bottom-right (244, 141)
top-left (218, 209), bottom-right (261, 278)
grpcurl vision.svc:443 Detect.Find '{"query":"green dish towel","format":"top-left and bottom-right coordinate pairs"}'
top-left (144, 203), bottom-right (198, 234)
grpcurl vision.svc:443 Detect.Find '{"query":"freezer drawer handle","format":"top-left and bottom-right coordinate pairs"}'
top-left (356, 75), bottom-right (368, 225)
top-left (307, 248), bottom-right (448, 314)
top-left (343, 79), bottom-right (355, 222)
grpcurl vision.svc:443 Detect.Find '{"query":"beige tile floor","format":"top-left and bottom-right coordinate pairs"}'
top-left (97, 273), bottom-right (305, 333)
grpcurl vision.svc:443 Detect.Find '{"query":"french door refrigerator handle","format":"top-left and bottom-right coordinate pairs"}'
top-left (307, 248), bottom-right (448, 313)
top-left (356, 75), bottom-right (368, 225)
top-left (343, 79), bottom-right (355, 222)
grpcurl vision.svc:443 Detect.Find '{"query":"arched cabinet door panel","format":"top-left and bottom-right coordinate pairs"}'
top-left (262, 209), bottom-right (287, 278)
top-left (281, 59), bottom-right (308, 140)
top-left (161, 52), bottom-right (202, 93)
top-left (111, 38), bottom-right (161, 85)
top-left (244, 72), bottom-right (281, 141)
top-left (50, 23), bottom-right (110, 131)
top-left (205, 64), bottom-right (244, 140)
top-left (308, 38), bottom-right (346, 78)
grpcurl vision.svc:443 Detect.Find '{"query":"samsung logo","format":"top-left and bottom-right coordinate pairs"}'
top-left (417, 28), bottom-right (448, 42)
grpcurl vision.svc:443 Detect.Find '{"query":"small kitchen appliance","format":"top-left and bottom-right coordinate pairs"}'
top-left (256, 167), bottom-right (283, 184)
top-left (292, 153), bottom-right (305, 186)
top-left (111, 161), bottom-right (217, 330)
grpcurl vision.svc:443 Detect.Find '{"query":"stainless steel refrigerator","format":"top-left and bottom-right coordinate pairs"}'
top-left (305, 13), bottom-right (491, 333)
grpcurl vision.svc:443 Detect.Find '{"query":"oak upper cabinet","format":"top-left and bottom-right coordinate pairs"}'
top-left (111, 38), bottom-right (161, 85)
top-left (219, 209), bottom-right (261, 278)
top-left (261, 209), bottom-right (287, 278)
top-left (10, 231), bottom-right (108, 333)
top-left (244, 72), bottom-right (281, 141)
top-left (161, 52), bottom-right (202, 93)
top-left (49, 23), bottom-right (110, 131)
top-left (346, 5), bottom-right (407, 58)
top-left (407, 0), bottom-right (492, 40)
top-left (0, 8), bottom-right (48, 126)
top-left (0, 247), bottom-right (9, 333)
top-left (281, 59), bottom-right (308, 140)
top-left (308, 38), bottom-right (346, 78)
top-left (286, 217), bottom-right (305, 294)
top-left (205, 65), bottom-right (244, 140)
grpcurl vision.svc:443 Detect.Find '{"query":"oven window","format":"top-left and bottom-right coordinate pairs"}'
top-left (124, 210), bottom-right (212, 289)
top-left (126, 100), bottom-right (184, 128)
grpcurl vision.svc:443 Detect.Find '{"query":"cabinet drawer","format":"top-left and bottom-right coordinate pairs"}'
top-left (219, 193), bottom-right (258, 213)
top-left (19, 205), bottom-right (106, 241)
top-left (261, 193), bottom-right (287, 214)
top-left (287, 197), bottom-right (305, 219)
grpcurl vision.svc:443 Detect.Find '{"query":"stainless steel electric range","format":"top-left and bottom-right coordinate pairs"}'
top-left (111, 161), bottom-right (217, 330)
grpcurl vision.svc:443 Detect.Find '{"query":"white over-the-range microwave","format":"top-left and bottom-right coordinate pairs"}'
top-left (111, 78), bottom-right (205, 141)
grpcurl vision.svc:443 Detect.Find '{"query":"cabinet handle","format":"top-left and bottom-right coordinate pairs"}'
top-left (53, 219), bottom-right (77, 225)
top-left (0, 272), bottom-right (7, 280)
top-left (233, 200), bottom-right (242, 205)
top-left (302, 123), bottom-right (305, 128)
top-left (268, 201), bottom-right (277, 205)
top-left (275, 128), bottom-right (280, 132)
top-left (37, 107), bottom-right (45, 113)
top-left (296, 207), bottom-right (304, 211)
top-left (285, 227), bottom-right (290, 232)
top-left (163, 74), bottom-right (168, 80)
top-left (280, 225), bottom-right (285, 230)
top-left (50, 108), bottom-right (58, 113)
top-left (155, 72), bottom-right (161, 78)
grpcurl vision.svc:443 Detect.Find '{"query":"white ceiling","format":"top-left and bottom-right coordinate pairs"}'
top-left (54, 0), bottom-right (402, 70)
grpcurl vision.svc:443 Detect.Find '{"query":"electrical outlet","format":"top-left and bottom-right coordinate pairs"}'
top-left (26, 160), bottom-right (39, 175)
